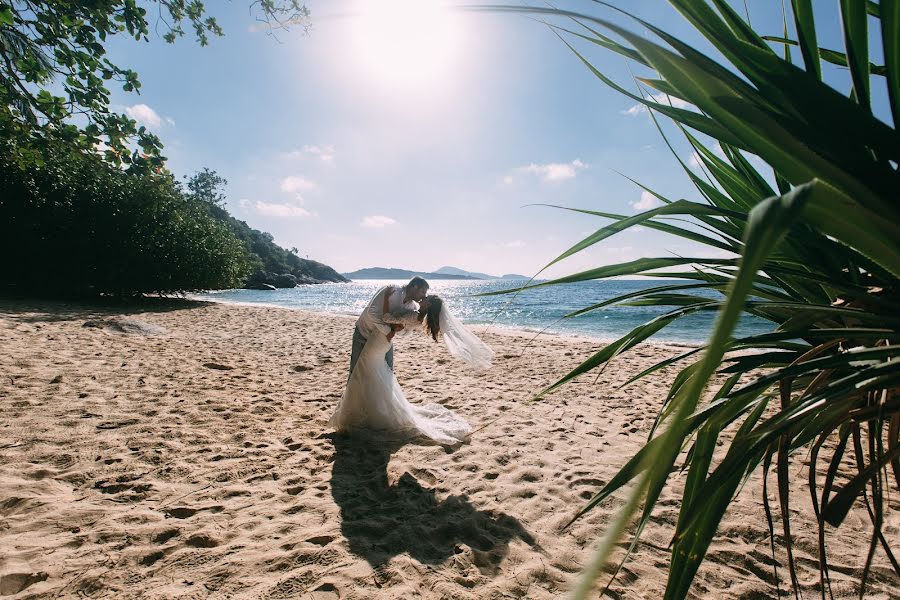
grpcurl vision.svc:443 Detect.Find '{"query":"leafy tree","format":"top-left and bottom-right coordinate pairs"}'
top-left (1, 131), bottom-right (252, 296)
top-left (0, 0), bottom-right (309, 171)
top-left (185, 167), bottom-right (227, 207)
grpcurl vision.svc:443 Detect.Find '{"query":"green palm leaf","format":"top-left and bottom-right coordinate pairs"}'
top-left (475, 2), bottom-right (900, 598)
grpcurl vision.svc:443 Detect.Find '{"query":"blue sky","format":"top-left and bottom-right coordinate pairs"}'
top-left (103, 1), bottom-right (886, 278)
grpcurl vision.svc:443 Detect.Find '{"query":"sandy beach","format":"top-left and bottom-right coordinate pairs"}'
top-left (1, 298), bottom-right (896, 599)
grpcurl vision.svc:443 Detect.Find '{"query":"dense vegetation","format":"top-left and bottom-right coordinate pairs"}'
top-left (0, 144), bottom-right (345, 297)
top-left (0, 135), bottom-right (252, 297)
top-left (486, 2), bottom-right (899, 598)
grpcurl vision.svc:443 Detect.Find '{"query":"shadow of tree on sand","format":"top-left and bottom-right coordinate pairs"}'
top-left (0, 296), bottom-right (209, 323)
top-left (328, 433), bottom-right (540, 572)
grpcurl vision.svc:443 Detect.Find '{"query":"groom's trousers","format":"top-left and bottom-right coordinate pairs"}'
top-left (349, 326), bottom-right (394, 376)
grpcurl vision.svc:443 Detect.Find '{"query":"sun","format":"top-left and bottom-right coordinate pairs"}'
top-left (348, 0), bottom-right (461, 92)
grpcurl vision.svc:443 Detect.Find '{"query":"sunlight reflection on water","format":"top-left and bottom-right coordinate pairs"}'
top-left (194, 279), bottom-right (772, 343)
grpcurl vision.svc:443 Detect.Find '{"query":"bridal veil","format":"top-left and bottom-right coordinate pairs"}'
top-left (439, 307), bottom-right (493, 370)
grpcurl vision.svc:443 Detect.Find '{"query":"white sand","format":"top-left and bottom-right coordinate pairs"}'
top-left (0, 299), bottom-right (896, 599)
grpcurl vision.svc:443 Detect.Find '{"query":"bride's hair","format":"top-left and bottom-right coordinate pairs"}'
top-left (424, 295), bottom-right (443, 342)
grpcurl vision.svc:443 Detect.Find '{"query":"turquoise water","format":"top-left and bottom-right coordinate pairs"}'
top-left (193, 279), bottom-right (774, 344)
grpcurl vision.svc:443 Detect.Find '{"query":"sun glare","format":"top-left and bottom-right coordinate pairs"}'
top-left (348, 0), bottom-right (460, 92)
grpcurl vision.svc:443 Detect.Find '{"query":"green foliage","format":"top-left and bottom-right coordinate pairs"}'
top-left (183, 169), bottom-right (348, 284)
top-left (480, 2), bottom-right (899, 598)
top-left (222, 214), bottom-right (347, 283)
top-left (185, 167), bottom-right (227, 207)
top-left (0, 134), bottom-right (252, 296)
top-left (0, 0), bottom-right (309, 172)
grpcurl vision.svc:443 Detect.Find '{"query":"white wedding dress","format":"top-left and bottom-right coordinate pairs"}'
top-left (330, 309), bottom-right (491, 446)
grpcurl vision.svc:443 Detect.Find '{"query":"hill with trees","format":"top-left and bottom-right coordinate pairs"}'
top-left (184, 169), bottom-right (347, 289)
top-left (342, 267), bottom-right (478, 280)
top-left (343, 266), bottom-right (528, 280)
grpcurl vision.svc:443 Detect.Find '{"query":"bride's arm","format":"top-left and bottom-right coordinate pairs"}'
top-left (385, 308), bottom-right (421, 327)
top-left (383, 299), bottom-right (420, 326)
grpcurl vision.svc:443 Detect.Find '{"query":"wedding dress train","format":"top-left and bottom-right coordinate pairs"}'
top-left (329, 315), bottom-right (472, 446)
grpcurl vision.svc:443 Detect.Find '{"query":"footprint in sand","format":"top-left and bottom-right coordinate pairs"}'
top-left (94, 479), bottom-right (152, 496)
top-left (95, 419), bottom-right (139, 430)
top-left (411, 468), bottom-right (439, 485)
top-left (152, 528), bottom-right (179, 544)
top-left (306, 583), bottom-right (339, 599)
top-left (140, 550), bottom-right (166, 566)
top-left (305, 535), bottom-right (334, 547)
top-left (164, 507), bottom-right (198, 519)
top-left (282, 437), bottom-right (306, 451)
top-left (203, 362), bottom-right (233, 370)
top-left (162, 505), bottom-right (224, 519)
top-left (0, 571), bottom-right (49, 595)
top-left (185, 533), bottom-right (220, 548)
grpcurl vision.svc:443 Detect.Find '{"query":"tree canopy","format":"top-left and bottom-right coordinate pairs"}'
top-left (0, 1), bottom-right (309, 171)
top-left (1, 135), bottom-right (253, 296)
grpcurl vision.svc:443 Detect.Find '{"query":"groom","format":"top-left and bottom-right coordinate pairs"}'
top-left (349, 276), bottom-right (430, 375)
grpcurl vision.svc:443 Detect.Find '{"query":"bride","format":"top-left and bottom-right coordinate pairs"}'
top-left (329, 295), bottom-right (493, 446)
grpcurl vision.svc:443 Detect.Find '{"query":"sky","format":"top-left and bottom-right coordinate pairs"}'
top-left (101, 1), bottom-right (887, 278)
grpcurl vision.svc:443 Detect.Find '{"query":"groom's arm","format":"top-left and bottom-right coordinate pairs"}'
top-left (381, 286), bottom-right (395, 315)
top-left (367, 286), bottom-right (397, 336)
top-left (381, 286), bottom-right (407, 328)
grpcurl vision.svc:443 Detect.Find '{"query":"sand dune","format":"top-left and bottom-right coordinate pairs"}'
top-left (0, 299), bottom-right (896, 599)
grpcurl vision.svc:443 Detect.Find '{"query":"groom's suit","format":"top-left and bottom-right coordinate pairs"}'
top-left (350, 286), bottom-right (418, 375)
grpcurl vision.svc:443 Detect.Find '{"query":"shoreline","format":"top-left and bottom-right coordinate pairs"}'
top-left (188, 294), bottom-right (704, 350)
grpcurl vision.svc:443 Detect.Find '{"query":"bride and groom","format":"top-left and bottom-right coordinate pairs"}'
top-left (329, 277), bottom-right (493, 446)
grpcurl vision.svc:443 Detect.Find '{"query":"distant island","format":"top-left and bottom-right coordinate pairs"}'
top-left (342, 266), bottom-right (528, 281)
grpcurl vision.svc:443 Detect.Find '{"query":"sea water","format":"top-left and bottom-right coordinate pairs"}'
top-left (193, 279), bottom-right (773, 344)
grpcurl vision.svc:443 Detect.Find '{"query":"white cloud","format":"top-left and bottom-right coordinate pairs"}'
top-left (284, 144), bottom-right (336, 162)
top-left (622, 93), bottom-right (691, 117)
top-left (652, 93), bottom-right (690, 108)
top-left (245, 199), bottom-right (314, 218)
top-left (125, 103), bottom-right (162, 128)
top-left (688, 152), bottom-right (703, 169)
top-left (280, 175), bottom-right (316, 193)
top-left (504, 240), bottom-right (526, 248)
top-left (632, 190), bottom-right (661, 211)
top-left (361, 215), bottom-right (396, 228)
top-left (510, 159), bottom-right (588, 183)
top-left (305, 144), bottom-right (335, 162)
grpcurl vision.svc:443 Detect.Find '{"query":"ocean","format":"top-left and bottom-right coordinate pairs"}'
top-left (192, 279), bottom-right (774, 344)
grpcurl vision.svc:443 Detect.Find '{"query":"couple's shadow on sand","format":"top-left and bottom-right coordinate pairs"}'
top-left (328, 433), bottom-right (540, 573)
